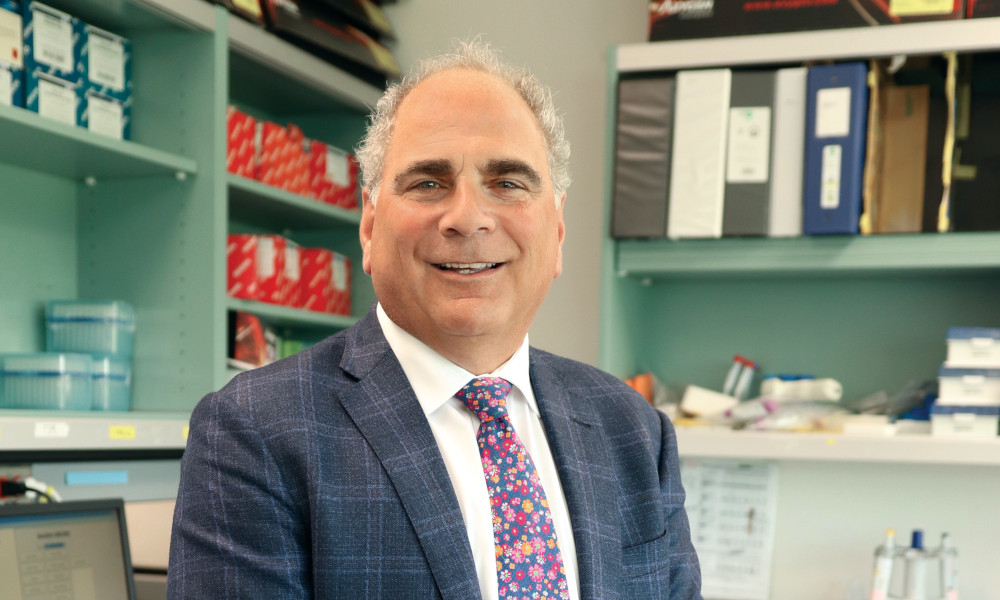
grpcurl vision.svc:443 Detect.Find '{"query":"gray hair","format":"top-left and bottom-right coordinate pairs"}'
top-left (356, 39), bottom-right (571, 206)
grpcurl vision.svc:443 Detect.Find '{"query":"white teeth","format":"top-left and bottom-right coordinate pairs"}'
top-left (437, 262), bottom-right (498, 274)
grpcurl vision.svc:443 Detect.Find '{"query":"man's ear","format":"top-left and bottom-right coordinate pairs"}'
top-left (554, 191), bottom-right (566, 279)
top-left (360, 188), bottom-right (375, 275)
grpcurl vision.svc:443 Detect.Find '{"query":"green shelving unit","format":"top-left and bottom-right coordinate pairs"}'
top-left (601, 19), bottom-right (1000, 415)
top-left (0, 0), bottom-right (380, 451)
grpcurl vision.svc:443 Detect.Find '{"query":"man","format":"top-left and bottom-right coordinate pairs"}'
top-left (168, 41), bottom-right (701, 600)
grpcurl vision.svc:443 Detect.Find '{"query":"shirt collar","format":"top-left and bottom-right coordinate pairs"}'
top-left (376, 303), bottom-right (537, 418)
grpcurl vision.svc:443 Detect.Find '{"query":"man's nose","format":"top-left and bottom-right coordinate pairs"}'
top-left (439, 180), bottom-right (496, 237)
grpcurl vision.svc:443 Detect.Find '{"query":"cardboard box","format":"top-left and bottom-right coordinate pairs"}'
top-left (210, 0), bottom-right (266, 26)
top-left (22, 2), bottom-right (80, 83)
top-left (308, 0), bottom-right (395, 40)
top-left (0, 63), bottom-right (22, 107)
top-left (298, 246), bottom-right (333, 312)
top-left (79, 24), bottom-right (130, 102)
top-left (25, 68), bottom-right (79, 125)
top-left (283, 240), bottom-right (301, 308)
top-left (967, 0), bottom-right (1000, 16)
top-left (329, 252), bottom-right (351, 315)
top-left (226, 234), bottom-right (259, 300)
top-left (255, 234), bottom-right (288, 305)
top-left (1, 1), bottom-right (23, 69)
top-left (261, 0), bottom-right (399, 83)
top-left (226, 106), bottom-right (256, 178)
top-left (649, 0), bottom-right (965, 41)
top-left (80, 88), bottom-right (128, 139)
top-left (309, 140), bottom-right (359, 209)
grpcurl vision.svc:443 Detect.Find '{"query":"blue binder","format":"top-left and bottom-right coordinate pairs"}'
top-left (803, 62), bottom-right (869, 235)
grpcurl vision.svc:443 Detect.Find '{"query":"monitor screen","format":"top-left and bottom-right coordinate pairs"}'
top-left (0, 498), bottom-right (136, 600)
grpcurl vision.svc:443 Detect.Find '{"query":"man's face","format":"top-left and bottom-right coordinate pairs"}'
top-left (360, 68), bottom-right (565, 361)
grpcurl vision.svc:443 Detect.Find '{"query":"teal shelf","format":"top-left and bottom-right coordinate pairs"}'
top-left (0, 104), bottom-right (198, 181)
top-left (616, 232), bottom-right (1000, 279)
top-left (228, 175), bottom-right (362, 230)
top-left (227, 298), bottom-right (359, 330)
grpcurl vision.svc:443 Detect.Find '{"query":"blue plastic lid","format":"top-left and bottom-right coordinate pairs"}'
top-left (761, 374), bottom-right (815, 381)
top-left (938, 366), bottom-right (1000, 378)
top-left (931, 405), bottom-right (1000, 416)
top-left (911, 530), bottom-right (923, 550)
top-left (948, 327), bottom-right (1000, 341)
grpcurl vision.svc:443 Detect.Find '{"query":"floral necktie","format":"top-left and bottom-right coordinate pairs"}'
top-left (456, 377), bottom-right (570, 600)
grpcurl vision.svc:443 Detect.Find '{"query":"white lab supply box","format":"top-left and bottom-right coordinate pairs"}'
top-left (937, 366), bottom-right (1000, 406)
top-left (0, 353), bottom-right (92, 410)
top-left (930, 405), bottom-right (1000, 438)
top-left (46, 299), bottom-right (136, 358)
top-left (946, 327), bottom-right (1000, 368)
top-left (91, 356), bottom-right (130, 411)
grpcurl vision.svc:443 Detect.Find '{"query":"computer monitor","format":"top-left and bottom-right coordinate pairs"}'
top-left (0, 498), bottom-right (137, 600)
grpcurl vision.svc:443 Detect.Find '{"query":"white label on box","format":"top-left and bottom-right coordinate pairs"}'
top-left (890, 0), bottom-right (954, 16)
top-left (86, 93), bottom-right (122, 139)
top-left (88, 32), bottom-right (125, 92)
top-left (333, 255), bottom-right (348, 291)
top-left (285, 245), bottom-right (300, 281)
top-left (726, 106), bottom-right (771, 183)
top-left (34, 10), bottom-right (74, 73)
top-left (326, 147), bottom-right (349, 186)
top-left (37, 77), bottom-right (77, 125)
top-left (257, 236), bottom-right (276, 278)
top-left (815, 87), bottom-right (851, 138)
top-left (0, 68), bottom-right (10, 106)
top-left (35, 421), bottom-right (70, 438)
top-left (0, 8), bottom-right (23, 69)
top-left (820, 144), bottom-right (842, 209)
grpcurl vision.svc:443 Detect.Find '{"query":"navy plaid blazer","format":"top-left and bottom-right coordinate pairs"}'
top-left (167, 307), bottom-right (701, 599)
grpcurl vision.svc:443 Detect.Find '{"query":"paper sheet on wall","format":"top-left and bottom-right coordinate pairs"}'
top-left (680, 459), bottom-right (779, 600)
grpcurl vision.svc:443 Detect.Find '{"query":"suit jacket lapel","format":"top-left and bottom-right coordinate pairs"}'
top-left (339, 309), bottom-right (482, 600)
top-left (530, 351), bottom-right (619, 600)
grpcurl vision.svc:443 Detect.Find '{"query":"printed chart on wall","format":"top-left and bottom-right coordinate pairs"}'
top-left (680, 459), bottom-right (779, 600)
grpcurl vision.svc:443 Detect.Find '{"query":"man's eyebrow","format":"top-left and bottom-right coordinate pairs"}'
top-left (392, 159), bottom-right (454, 192)
top-left (481, 159), bottom-right (543, 188)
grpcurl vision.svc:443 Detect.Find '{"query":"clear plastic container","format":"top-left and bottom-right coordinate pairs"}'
top-left (91, 356), bottom-right (132, 411)
top-left (0, 353), bottom-right (93, 410)
top-left (46, 300), bottom-right (136, 358)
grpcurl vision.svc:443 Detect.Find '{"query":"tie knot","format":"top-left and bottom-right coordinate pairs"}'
top-left (456, 377), bottom-right (512, 423)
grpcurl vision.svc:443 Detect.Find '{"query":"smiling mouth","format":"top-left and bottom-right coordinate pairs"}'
top-left (435, 262), bottom-right (501, 275)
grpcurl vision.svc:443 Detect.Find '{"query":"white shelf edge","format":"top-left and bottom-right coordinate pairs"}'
top-left (0, 413), bottom-right (189, 451)
top-left (675, 427), bottom-right (1000, 466)
top-left (618, 17), bottom-right (1000, 72)
top-left (227, 15), bottom-right (383, 112)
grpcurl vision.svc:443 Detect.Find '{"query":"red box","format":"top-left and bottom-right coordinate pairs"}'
top-left (298, 247), bottom-right (333, 312)
top-left (255, 234), bottom-right (288, 305)
top-left (226, 234), bottom-right (258, 300)
top-left (226, 107), bottom-right (256, 178)
top-left (254, 121), bottom-right (290, 189)
top-left (968, 0), bottom-right (1000, 16)
top-left (329, 252), bottom-right (352, 315)
top-left (309, 141), bottom-right (359, 209)
top-left (283, 240), bottom-right (302, 308)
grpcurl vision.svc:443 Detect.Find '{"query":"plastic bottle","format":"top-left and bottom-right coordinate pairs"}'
top-left (870, 528), bottom-right (896, 600)
top-left (903, 529), bottom-right (927, 600)
top-left (938, 533), bottom-right (958, 600)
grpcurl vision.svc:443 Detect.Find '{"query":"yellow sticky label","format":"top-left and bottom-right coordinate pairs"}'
top-left (232, 0), bottom-right (263, 18)
top-left (889, 0), bottom-right (954, 16)
top-left (183, 426), bottom-right (189, 441)
top-left (109, 425), bottom-right (136, 440)
top-left (826, 437), bottom-right (838, 446)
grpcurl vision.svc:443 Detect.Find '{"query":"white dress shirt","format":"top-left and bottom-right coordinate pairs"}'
top-left (376, 304), bottom-right (580, 600)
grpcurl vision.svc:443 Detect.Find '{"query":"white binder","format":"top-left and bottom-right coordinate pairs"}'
top-left (768, 67), bottom-right (808, 237)
top-left (667, 68), bottom-right (732, 239)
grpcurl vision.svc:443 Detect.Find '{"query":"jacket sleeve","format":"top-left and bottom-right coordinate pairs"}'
top-left (658, 410), bottom-right (703, 599)
top-left (167, 387), bottom-right (311, 599)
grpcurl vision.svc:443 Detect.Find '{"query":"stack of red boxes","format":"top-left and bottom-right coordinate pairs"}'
top-left (309, 140), bottom-right (360, 209)
top-left (254, 121), bottom-right (311, 195)
top-left (226, 234), bottom-right (351, 316)
top-left (226, 107), bottom-right (256, 178)
top-left (225, 106), bottom-right (360, 208)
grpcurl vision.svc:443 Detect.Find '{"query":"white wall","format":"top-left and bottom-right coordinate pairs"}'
top-left (382, 0), bottom-right (648, 367)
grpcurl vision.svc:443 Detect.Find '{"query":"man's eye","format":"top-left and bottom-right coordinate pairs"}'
top-left (414, 181), bottom-right (440, 189)
top-left (496, 180), bottom-right (520, 189)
